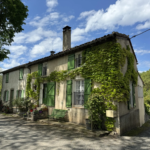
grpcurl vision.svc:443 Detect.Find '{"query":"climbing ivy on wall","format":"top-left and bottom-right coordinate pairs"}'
top-left (25, 41), bottom-right (138, 131)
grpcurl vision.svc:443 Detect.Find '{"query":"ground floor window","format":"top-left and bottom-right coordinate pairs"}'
top-left (74, 80), bottom-right (84, 105)
top-left (4, 90), bottom-right (9, 101)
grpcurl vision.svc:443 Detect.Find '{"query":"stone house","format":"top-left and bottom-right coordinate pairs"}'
top-left (0, 26), bottom-right (145, 135)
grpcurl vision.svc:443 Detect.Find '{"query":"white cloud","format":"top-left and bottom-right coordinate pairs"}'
top-left (46, 0), bottom-right (58, 12)
top-left (78, 10), bottom-right (96, 20)
top-left (29, 12), bottom-right (60, 27)
top-left (136, 21), bottom-right (150, 30)
top-left (134, 49), bottom-right (150, 55)
top-left (5, 45), bottom-right (27, 57)
top-left (33, 16), bottom-right (41, 20)
top-left (13, 27), bottom-right (58, 44)
top-left (30, 37), bottom-right (62, 58)
top-left (1, 60), bottom-right (20, 70)
top-left (139, 71), bottom-right (146, 73)
top-left (63, 15), bottom-right (75, 22)
top-left (77, 0), bottom-right (150, 32)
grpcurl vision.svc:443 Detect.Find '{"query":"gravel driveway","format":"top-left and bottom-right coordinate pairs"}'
top-left (0, 114), bottom-right (150, 150)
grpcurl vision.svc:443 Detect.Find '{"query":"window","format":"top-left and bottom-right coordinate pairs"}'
top-left (75, 53), bottom-right (82, 68)
top-left (38, 63), bottom-right (47, 76)
top-left (19, 68), bottom-right (24, 80)
top-left (42, 63), bottom-right (47, 76)
top-left (4, 90), bottom-right (9, 101)
top-left (128, 81), bottom-right (135, 109)
top-left (6, 73), bottom-right (9, 83)
top-left (16, 90), bottom-right (22, 98)
top-left (74, 80), bottom-right (84, 105)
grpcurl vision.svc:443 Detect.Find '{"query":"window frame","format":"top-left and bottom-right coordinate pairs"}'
top-left (4, 90), bottom-right (9, 101)
top-left (17, 90), bottom-right (22, 99)
top-left (19, 68), bottom-right (24, 80)
top-left (6, 73), bottom-right (9, 83)
top-left (42, 63), bottom-right (47, 76)
top-left (129, 80), bottom-right (136, 109)
top-left (72, 76), bottom-right (85, 107)
top-left (75, 52), bottom-right (82, 68)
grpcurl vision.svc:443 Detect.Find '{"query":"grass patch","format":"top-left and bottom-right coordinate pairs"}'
top-left (124, 120), bottom-right (150, 136)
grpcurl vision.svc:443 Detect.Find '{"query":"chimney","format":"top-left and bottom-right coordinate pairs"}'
top-left (63, 26), bottom-right (71, 51)
top-left (50, 51), bottom-right (55, 56)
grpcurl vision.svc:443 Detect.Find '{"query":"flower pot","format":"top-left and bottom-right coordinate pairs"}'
top-left (30, 109), bottom-right (33, 112)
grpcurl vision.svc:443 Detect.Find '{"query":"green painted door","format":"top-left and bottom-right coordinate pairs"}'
top-left (47, 82), bottom-right (55, 106)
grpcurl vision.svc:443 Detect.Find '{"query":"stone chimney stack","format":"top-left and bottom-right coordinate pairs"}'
top-left (63, 26), bottom-right (71, 51)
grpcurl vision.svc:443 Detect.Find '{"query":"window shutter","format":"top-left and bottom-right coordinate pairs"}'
top-left (6, 73), bottom-right (9, 83)
top-left (21, 90), bottom-right (24, 98)
top-left (38, 64), bottom-right (43, 76)
top-left (84, 78), bottom-right (91, 109)
top-left (6, 91), bottom-right (9, 101)
top-left (47, 82), bottom-right (55, 106)
top-left (20, 69), bottom-right (24, 79)
top-left (16, 90), bottom-right (18, 98)
top-left (132, 83), bottom-right (136, 107)
top-left (68, 54), bottom-right (75, 71)
top-left (66, 80), bottom-right (72, 107)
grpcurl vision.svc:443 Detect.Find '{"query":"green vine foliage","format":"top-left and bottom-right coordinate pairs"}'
top-left (25, 41), bottom-right (138, 131)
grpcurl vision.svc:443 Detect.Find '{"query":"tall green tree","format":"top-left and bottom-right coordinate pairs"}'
top-left (140, 70), bottom-right (150, 114)
top-left (0, 0), bottom-right (28, 61)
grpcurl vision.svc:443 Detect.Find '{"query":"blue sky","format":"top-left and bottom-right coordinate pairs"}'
top-left (1, 0), bottom-right (150, 73)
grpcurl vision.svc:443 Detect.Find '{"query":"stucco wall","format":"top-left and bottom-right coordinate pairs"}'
top-left (1, 68), bottom-right (30, 102)
top-left (116, 37), bottom-right (141, 135)
top-left (138, 75), bottom-right (145, 126)
top-left (117, 37), bottom-right (139, 116)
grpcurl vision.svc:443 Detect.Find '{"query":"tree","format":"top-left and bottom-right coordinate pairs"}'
top-left (0, 0), bottom-right (28, 61)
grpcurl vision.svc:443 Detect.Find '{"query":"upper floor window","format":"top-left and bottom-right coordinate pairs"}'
top-left (75, 53), bottom-right (82, 68)
top-left (19, 68), bottom-right (24, 80)
top-left (38, 63), bottom-right (47, 76)
top-left (6, 73), bottom-right (9, 83)
top-left (128, 81), bottom-right (136, 109)
top-left (42, 63), bottom-right (47, 76)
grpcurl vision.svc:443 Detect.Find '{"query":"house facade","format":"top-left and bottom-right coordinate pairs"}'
top-left (0, 26), bottom-right (145, 135)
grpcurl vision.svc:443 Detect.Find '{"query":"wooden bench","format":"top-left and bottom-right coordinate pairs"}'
top-left (48, 109), bottom-right (68, 122)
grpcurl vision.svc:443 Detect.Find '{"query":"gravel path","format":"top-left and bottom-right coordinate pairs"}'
top-left (0, 115), bottom-right (150, 150)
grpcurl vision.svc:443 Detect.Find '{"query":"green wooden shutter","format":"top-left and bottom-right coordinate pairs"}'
top-left (38, 64), bottom-right (43, 76)
top-left (84, 78), bottom-right (91, 109)
top-left (68, 54), bottom-right (75, 71)
top-left (16, 90), bottom-right (18, 98)
top-left (21, 90), bottom-right (24, 98)
top-left (132, 83), bottom-right (136, 107)
top-left (47, 82), bottom-right (55, 106)
top-left (66, 80), bottom-right (72, 107)
top-left (6, 73), bottom-right (9, 83)
top-left (20, 69), bottom-right (24, 79)
top-left (6, 91), bottom-right (9, 101)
